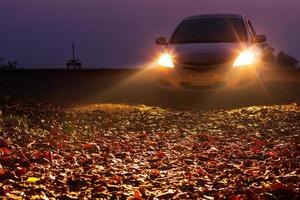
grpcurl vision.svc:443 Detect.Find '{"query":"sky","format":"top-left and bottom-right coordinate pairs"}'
top-left (0, 0), bottom-right (299, 68)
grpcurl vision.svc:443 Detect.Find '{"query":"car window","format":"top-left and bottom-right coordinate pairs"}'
top-left (170, 18), bottom-right (248, 44)
top-left (248, 20), bottom-right (257, 38)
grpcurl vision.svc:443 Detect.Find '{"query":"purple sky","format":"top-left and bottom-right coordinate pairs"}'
top-left (0, 0), bottom-right (299, 68)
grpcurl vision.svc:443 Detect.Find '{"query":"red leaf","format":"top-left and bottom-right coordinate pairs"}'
top-left (43, 151), bottom-right (52, 160)
top-left (83, 143), bottom-right (92, 150)
top-left (0, 139), bottom-right (8, 148)
top-left (52, 153), bottom-right (62, 159)
top-left (0, 148), bottom-right (11, 155)
top-left (15, 167), bottom-right (27, 176)
top-left (255, 140), bottom-right (265, 146)
top-left (49, 130), bottom-right (60, 136)
top-left (271, 182), bottom-right (286, 191)
top-left (233, 195), bottom-right (241, 200)
top-left (34, 151), bottom-right (51, 160)
top-left (185, 172), bottom-right (193, 180)
top-left (94, 186), bottom-right (105, 192)
top-left (251, 147), bottom-right (261, 153)
top-left (64, 154), bottom-right (74, 161)
top-left (244, 170), bottom-right (259, 176)
top-left (195, 167), bottom-right (208, 176)
top-left (57, 142), bottom-right (65, 150)
top-left (33, 151), bottom-right (43, 160)
top-left (155, 151), bottom-right (165, 158)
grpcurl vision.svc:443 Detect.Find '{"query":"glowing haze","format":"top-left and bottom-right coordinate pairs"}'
top-left (0, 0), bottom-right (299, 68)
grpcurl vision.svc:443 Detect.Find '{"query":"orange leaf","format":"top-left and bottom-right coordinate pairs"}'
top-left (0, 169), bottom-right (8, 175)
top-left (207, 161), bottom-right (217, 166)
top-left (267, 151), bottom-right (277, 157)
top-left (151, 169), bottom-right (160, 175)
top-left (112, 175), bottom-right (122, 184)
top-left (83, 143), bottom-right (92, 150)
top-left (134, 191), bottom-right (142, 200)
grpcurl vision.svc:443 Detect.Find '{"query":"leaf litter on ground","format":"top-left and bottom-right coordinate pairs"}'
top-left (0, 98), bottom-right (299, 199)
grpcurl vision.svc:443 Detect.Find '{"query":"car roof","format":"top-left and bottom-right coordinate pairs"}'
top-left (184, 14), bottom-right (244, 21)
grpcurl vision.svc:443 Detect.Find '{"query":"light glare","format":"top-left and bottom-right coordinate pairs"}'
top-left (158, 54), bottom-right (174, 68)
top-left (233, 51), bottom-right (256, 67)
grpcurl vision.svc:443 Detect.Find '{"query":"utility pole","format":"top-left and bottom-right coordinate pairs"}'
top-left (66, 42), bottom-right (82, 69)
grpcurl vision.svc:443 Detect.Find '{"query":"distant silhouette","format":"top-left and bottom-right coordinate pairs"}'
top-left (276, 51), bottom-right (298, 68)
top-left (0, 57), bottom-right (18, 69)
top-left (262, 44), bottom-right (276, 64)
top-left (66, 42), bottom-right (82, 69)
top-left (263, 44), bottom-right (298, 68)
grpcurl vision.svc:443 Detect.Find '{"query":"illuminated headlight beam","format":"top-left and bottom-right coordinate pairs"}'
top-left (233, 50), bottom-right (257, 67)
top-left (158, 54), bottom-right (174, 68)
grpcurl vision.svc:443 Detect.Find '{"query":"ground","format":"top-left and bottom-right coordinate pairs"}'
top-left (0, 98), bottom-right (299, 199)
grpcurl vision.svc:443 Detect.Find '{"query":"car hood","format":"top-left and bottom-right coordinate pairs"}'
top-left (169, 43), bottom-right (243, 55)
top-left (168, 43), bottom-right (245, 66)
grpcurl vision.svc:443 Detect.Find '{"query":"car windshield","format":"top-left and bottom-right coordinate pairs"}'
top-left (170, 18), bottom-right (248, 44)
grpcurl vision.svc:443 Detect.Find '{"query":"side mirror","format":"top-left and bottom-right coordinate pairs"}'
top-left (255, 35), bottom-right (267, 43)
top-left (155, 37), bottom-right (168, 45)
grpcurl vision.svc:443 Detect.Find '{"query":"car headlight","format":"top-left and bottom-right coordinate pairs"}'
top-left (158, 54), bottom-right (174, 68)
top-left (233, 50), bottom-right (257, 67)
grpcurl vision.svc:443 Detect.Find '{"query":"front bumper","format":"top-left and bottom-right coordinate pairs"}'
top-left (156, 63), bottom-right (260, 90)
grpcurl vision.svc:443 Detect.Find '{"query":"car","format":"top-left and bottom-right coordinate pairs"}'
top-left (155, 14), bottom-right (267, 90)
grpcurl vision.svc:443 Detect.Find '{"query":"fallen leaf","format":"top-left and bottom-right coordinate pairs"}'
top-left (155, 150), bottom-right (165, 158)
top-left (27, 177), bottom-right (40, 183)
top-left (0, 148), bottom-right (11, 155)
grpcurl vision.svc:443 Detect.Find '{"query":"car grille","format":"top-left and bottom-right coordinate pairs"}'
top-left (176, 54), bottom-right (233, 69)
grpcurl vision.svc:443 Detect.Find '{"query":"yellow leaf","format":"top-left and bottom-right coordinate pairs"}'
top-left (27, 177), bottom-right (40, 183)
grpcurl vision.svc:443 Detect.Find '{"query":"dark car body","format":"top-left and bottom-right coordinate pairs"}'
top-left (155, 14), bottom-right (266, 90)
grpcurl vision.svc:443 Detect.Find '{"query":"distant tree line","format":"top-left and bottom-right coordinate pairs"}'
top-left (0, 57), bottom-right (18, 69)
top-left (263, 44), bottom-right (299, 68)
top-left (1, 45), bottom-right (299, 69)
